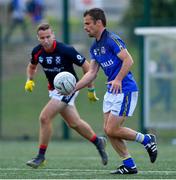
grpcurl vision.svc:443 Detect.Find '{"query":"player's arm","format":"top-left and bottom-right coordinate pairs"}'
top-left (81, 60), bottom-right (94, 88)
top-left (26, 62), bottom-right (38, 80)
top-left (108, 49), bottom-right (134, 94)
top-left (81, 60), bottom-right (99, 101)
top-left (25, 63), bottom-right (37, 92)
top-left (116, 48), bottom-right (133, 81)
top-left (76, 60), bottom-right (99, 91)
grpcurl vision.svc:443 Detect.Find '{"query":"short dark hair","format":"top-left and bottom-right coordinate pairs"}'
top-left (37, 23), bottom-right (51, 34)
top-left (83, 8), bottom-right (106, 27)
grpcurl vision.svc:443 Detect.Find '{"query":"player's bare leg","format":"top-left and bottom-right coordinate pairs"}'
top-left (103, 113), bottom-right (137, 174)
top-left (103, 113), bottom-right (157, 174)
top-left (26, 99), bottom-right (67, 168)
top-left (104, 114), bottom-right (138, 141)
top-left (39, 99), bottom-right (67, 145)
top-left (26, 99), bottom-right (108, 168)
top-left (60, 105), bottom-right (95, 139)
top-left (60, 105), bottom-right (108, 165)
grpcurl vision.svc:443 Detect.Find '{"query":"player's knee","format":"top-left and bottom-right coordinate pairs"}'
top-left (67, 123), bottom-right (76, 129)
top-left (39, 114), bottom-right (50, 126)
top-left (104, 126), bottom-right (120, 137)
top-left (67, 121), bottom-right (78, 129)
top-left (104, 126), bottom-right (112, 137)
top-left (67, 119), bottom-right (82, 129)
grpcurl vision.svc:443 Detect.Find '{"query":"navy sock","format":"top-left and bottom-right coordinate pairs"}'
top-left (90, 135), bottom-right (100, 146)
top-left (38, 144), bottom-right (47, 157)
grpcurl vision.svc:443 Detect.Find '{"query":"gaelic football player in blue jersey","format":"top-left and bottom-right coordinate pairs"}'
top-left (75, 8), bottom-right (158, 174)
top-left (25, 23), bottom-right (108, 168)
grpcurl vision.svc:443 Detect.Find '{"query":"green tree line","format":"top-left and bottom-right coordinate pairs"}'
top-left (122, 0), bottom-right (176, 40)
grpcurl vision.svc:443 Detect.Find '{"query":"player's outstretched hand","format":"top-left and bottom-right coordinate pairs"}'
top-left (88, 88), bottom-right (99, 102)
top-left (25, 80), bottom-right (35, 92)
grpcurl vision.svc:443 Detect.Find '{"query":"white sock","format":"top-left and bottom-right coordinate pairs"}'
top-left (135, 132), bottom-right (145, 143)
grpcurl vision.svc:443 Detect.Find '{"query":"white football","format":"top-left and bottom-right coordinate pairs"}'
top-left (54, 71), bottom-right (76, 95)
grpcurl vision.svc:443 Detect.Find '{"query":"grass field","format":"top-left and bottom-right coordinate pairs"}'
top-left (0, 140), bottom-right (175, 179)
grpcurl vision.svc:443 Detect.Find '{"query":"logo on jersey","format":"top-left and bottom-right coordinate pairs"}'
top-left (43, 67), bottom-right (64, 72)
top-left (76, 55), bottom-right (84, 63)
top-left (100, 59), bottom-right (114, 68)
top-left (101, 46), bottom-right (106, 54)
top-left (55, 56), bottom-right (61, 64)
top-left (39, 56), bottom-right (44, 63)
top-left (93, 49), bottom-right (97, 56)
top-left (93, 48), bottom-right (101, 56)
top-left (46, 57), bottom-right (53, 64)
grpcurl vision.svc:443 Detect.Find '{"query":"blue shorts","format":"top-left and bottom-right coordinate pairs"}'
top-left (103, 91), bottom-right (138, 117)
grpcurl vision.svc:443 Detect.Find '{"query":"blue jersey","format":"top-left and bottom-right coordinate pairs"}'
top-left (90, 29), bottom-right (138, 93)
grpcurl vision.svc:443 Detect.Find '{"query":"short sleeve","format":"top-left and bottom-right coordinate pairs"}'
top-left (30, 49), bottom-right (37, 65)
top-left (109, 35), bottom-right (126, 55)
top-left (30, 46), bottom-right (43, 65)
top-left (65, 46), bottom-right (86, 66)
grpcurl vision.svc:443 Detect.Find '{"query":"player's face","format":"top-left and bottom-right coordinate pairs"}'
top-left (37, 29), bottom-right (55, 50)
top-left (84, 15), bottom-right (100, 38)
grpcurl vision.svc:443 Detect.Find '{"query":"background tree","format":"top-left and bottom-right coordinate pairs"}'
top-left (122, 0), bottom-right (176, 41)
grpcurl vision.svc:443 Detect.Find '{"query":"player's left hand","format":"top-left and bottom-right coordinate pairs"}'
top-left (25, 80), bottom-right (35, 92)
top-left (106, 79), bottom-right (122, 94)
top-left (88, 88), bottom-right (99, 102)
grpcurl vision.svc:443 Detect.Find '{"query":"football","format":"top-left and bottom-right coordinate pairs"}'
top-left (53, 71), bottom-right (76, 95)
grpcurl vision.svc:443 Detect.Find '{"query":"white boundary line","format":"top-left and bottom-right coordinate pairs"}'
top-left (0, 168), bottom-right (176, 174)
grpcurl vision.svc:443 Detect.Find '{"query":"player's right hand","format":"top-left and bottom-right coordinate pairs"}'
top-left (25, 80), bottom-right (35, 92)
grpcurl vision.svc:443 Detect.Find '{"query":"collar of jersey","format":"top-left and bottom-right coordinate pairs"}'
top-left (96, 29), bottom-right (107, 43)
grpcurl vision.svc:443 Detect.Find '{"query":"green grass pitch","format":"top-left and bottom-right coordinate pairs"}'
top-left (0, 140), bottom-right (175, 179)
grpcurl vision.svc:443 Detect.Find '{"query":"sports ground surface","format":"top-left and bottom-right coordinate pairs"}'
top-left (0, 140), bottom-right (175, 179)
